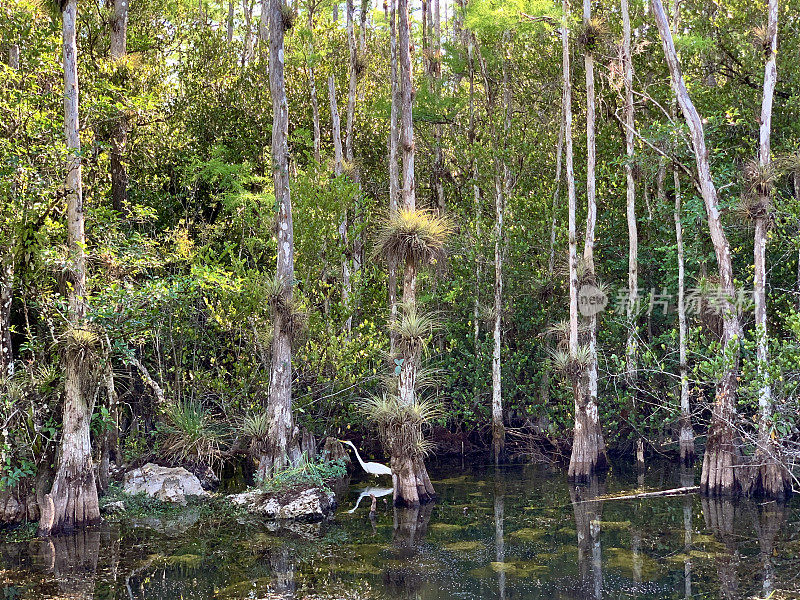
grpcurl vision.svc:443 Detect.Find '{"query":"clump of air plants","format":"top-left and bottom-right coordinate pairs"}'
top-left (359, 392), bottom-right (441, 460)
top-left (280, 3), bottom-right (297, 30)
top-left (738, 159), bottom-right (775, 221)
top-left (62, 327), bottom-right (101, 398)
top-left (239, 412), bottom-right (271, 458)
top-left (750, 24), bottom-right (774, 59)
top-left (63, 326), bottom-right (99, 355)
top-left (536, 279), bottom-right (557, 302)
top-left (263, 274), bottom-right (309, 335)
top-left (577, 17), bottom-right (609, 54)
top-left (776, 150), bottom-right (800, 183)
top-left (389, 303), bottom-right (438, 356)
top-left (355, 51), bottom-right (369, 77)
top-left (373, 208), bottom-right (452, 268)
top-left (549, 345), bottom-right (594, 383)
top-left (543, 319), bottom-right (592, 351)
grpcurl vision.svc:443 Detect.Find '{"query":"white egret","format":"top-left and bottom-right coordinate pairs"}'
top-left (347, 486), bottom-right (393, 513)
top-left (338, 439), bottom-right (392, 477)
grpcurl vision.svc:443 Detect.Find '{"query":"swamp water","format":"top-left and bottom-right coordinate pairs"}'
top-left (2, 461), bottom-right (800, 599)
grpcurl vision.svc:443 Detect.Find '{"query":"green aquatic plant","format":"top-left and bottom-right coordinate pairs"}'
top-left (260, 454), bottom-right (347, 492)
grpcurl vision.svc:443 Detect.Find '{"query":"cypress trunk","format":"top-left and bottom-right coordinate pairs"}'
top-left (748, 0), bottom-right (790, 499)
top-left (258, 0), bottom-right (298, 480)
top-left (39, 0), bottom-right (101, 537)
top-left (653, 0), bottom-right (743, 496)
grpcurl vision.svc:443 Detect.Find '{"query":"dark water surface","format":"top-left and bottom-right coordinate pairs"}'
top-left (2, 461), bottom-right (800, 599)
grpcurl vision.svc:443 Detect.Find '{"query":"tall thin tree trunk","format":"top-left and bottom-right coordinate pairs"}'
top-left (670, 0), bottom-right (693, 466)
top-left (570, 0), bottom-right (607, 481)
top-left (388, 0), bottom-right (400, 355)
top-left (328, 73), bottom-right (351, 332)
top-left (674, 169), bottom-right (694, 464)
top-left (491, 33), bottom-right (510, 464)
top-left (622, 0), bottom-right (643, 470)
top-left (652, 0), bottom-right (743, 496)
top-left (622, 0), bottom-right (638, 382)
top-left (39, 0), bottom-right (101, 536)
top-left (341, 0), bottom-right (358, 333)
top-left (432, 0), bottom-right (444, 210)
top-left (307, 7), bottom-right (321, 163)
top-left (109, 0), bottom-right (129, 216)
top-left (259, 0), bottom-right (270, 74)
top-left (0, 259), bottom-right (11, 379)
top-left (392, 0), bottom-right (434, 508)
top-left (582, 0), bottom-right (598, 408)
top-left (227, 0), bottom-right (235, 42)
top-left (564, 0), bottom-right (582, 477)
top-left (0, 40), bottom-right (13, 380)
top-left (467, 31), bottom-right (481, 412)
top-left (359, 0), bottom-right (368, 52)
top-left (258, 0), bottom-right (297, 480)
top-left (491, 169), bottom-right (504, 464)
top-left (345, 0), bottom-right (357, 164)
top-left (242, 0), bottom-right (254, 64)
top-left (749, 0), bottom-right (790, 499)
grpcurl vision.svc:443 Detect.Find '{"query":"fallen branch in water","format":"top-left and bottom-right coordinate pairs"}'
top-left (598, 486), bottom-right (699, 501)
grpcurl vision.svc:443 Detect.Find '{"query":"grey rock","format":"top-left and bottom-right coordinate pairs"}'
top-left (227, 487), bottom-right (337, 522)
top-left (101, 500), bottom-right (126, 515)
top-left (123, 463), bottom-right (209, 505)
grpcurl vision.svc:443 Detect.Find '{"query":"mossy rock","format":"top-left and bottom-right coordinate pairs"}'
top-left (444, 540), bottom-right (481, 552)
top-left (665, 552), bottom-right (691, 564)
top-left (164, 553), bottom-right (204, 568)
top-left (436, 476), bottom-right (468, 485)
top-left (592, 519), bottom-right (631, 531)
top-left (508, 528), bottom-right (546, 542)
top-left (606, 547), bottom-right (662, 581)
top-left (489, 561), bottom-right (549, 577)
top-left (429, 522), bottom-right (464, 533)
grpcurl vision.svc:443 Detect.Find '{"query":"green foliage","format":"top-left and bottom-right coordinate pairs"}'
top-left (159, 399), bottom-right (230, 469)
top-left (260, 455), bottom-right (348, 493)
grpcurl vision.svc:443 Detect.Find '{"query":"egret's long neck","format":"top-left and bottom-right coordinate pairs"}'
top-left (349, 443), bottom-right (367, 470)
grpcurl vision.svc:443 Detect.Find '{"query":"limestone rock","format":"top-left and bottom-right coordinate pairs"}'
top-left (227, 486), bottom-right (337, 522)
top-left (123, 463), bottom-right (208, 505)
top-left (101, 500), bottom-right (126, 515)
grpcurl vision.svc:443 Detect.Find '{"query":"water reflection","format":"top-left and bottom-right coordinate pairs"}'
top-left (752, 500), bottom-right (787, 599)
top-left (1, 464), bottom-right (799, 599)
top-left (680, 467), bottom-right (694, 599)
top-left (384, 502), bottom-right (434, 596)
top-left (570, 476), bottom-right (604, 600)
top-left (702, 497), bottom-right (740, 599)
top-left (494, 475), bottom-right (505, 600)
top-left (31, 528), bottom-right (101, 599)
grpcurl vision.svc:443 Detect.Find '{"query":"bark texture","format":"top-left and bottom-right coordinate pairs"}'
top-left (40, 0), bottom-right (102, 537)
top-left (258, 0), bottom-right (298, 480)
top-left (747, 0), bottom-right (791, 500)
top-left (652, 0), bottom-right (743, 496)
top-left (388, 0), bottom-right (399, 355)
top-left (567, 0), bottom-right (607, 481)
top-left (391, 0), bottom-right (434, 507)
